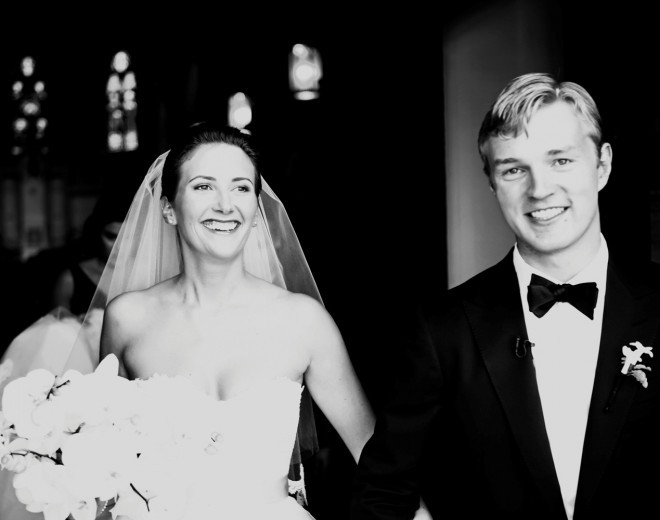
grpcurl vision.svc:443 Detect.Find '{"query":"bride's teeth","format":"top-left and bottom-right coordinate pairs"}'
top-left (203, 221), bottom-right (238, 231)
top-left (530, 207), bottom-right (564, 220)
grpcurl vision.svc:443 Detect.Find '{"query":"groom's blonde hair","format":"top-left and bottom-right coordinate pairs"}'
top-left (477, 72), bottom-right (603, 176)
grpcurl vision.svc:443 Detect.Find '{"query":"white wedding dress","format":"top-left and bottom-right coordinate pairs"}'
top-left (179, 377), bottom-right (315, 520)
top-left (0, 314), bottom-right (316, 520)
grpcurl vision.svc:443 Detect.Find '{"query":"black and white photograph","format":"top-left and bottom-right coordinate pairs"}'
top-left (0, 2), bottom-right (658, 519)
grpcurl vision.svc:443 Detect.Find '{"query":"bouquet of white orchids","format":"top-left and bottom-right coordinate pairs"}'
top-left (0, 354), bottom-right (223, 520)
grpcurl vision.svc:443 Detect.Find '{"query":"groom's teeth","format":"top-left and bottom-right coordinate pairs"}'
top-left (203, 221), bottom-right (239, 231)
top-left (530, 207), bottom-right (565, 220)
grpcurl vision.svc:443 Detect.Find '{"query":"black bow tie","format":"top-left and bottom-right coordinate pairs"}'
top-left (527, 273), bottom-right (598, 319)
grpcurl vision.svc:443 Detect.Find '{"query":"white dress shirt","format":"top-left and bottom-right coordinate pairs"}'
top-left (513, 236), bottom-right (608, 519)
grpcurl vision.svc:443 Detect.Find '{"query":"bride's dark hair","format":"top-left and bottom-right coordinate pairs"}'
top-left (161, 122), bottom-right (262, 202)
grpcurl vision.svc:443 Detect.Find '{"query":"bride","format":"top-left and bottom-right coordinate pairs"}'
top-left (1, 122), bottom-right (370, 519)
top-left (98, 122), bottom-right (375, 518)
top-left (1, 122), bottom-right (432, 519)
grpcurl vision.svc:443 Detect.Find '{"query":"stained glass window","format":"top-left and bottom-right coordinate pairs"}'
top-left (106, 50), bottom-right (138, 152)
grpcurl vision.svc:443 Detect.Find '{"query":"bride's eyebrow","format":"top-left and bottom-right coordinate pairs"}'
top-left (187, 175), bottom-right (216, 183)
top-left (187, 175), bottom-right (254, 184)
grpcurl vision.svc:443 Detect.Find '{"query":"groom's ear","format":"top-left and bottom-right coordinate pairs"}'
top-left (597, 142), bottom-right (613, 192)
top-left (161, 197), bottom-right (177, 225)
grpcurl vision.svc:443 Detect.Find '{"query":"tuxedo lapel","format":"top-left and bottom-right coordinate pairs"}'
top-left (575, 263), bottom-right (660, 513)
top-left (462, 252), bottom-right (564, 510)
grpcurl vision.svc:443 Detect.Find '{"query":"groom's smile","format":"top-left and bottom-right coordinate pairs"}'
top-left (527, 206), bottom-right (568, 222)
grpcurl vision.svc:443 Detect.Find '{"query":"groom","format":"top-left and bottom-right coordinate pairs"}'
top-left (351, 73), bottom-right (660, 519)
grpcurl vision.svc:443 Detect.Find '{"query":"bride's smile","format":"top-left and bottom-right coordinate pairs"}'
top-left (202, 219), bottom-right (241, 232)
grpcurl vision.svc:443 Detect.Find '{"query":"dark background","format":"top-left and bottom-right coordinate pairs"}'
top-left (0, 3), bottom-right (657, 518)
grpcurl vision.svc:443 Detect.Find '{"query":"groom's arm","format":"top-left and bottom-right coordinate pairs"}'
top-left (350, 302), bottom-right (445, 520)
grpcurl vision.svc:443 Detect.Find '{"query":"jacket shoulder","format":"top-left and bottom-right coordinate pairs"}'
top-left (415, 252), bottom-right (514, 318)
top-left (610, 259), bottom-right (660, 297)
top-left (447, 252), bottom-right (514, 299)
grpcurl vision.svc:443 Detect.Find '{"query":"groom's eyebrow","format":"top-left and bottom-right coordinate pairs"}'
top-left (492, 157), bottom-right (520, 167)
top-left (547, 146), bottom-right (576, 156)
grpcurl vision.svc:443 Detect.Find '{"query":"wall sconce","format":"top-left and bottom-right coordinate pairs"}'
top-left (228, 92), bottom-right (252, 132)
top-left (289, 43), bottom-right (322, 100)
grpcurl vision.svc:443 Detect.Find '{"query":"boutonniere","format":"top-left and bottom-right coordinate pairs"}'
top-left (604, 341), bottom-right (653, 412)
top-left (620, 341), bottom-right (653, 388)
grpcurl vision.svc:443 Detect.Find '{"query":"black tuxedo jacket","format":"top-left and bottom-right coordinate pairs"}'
top-left (351, 251), bottom-right (660, 519)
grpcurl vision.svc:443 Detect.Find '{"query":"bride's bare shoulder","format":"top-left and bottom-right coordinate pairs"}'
top-left (266, 284), bottom-right (334, 328)
top-left (247, 277), bottom-right (327, 324)
top-left (275, 291), bottom-right (345, 361)
top-left (105, 278), bottom-right (174, 326)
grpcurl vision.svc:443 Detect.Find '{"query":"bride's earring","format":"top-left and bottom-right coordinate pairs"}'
top-left (251, 221), bottom-right (257, 228)
top-left (162, 199), bottom-right (177, 225)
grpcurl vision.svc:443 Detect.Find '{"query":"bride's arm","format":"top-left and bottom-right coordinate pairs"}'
top-left (300, 297), bottom-right (375, 462)
top-left (301, 297), bottom-right (433, 518)
top-left (99, 294), bottom-right (133, 378)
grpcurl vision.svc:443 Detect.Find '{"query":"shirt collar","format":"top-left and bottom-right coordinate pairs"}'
top-left (513, 234), bottom-right (609, 296)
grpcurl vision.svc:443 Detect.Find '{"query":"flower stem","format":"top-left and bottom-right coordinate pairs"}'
top-left (130, 483), bottom-right (150, 512)
top-left (10, 450), bottom-right (59, 464)
top-left (47, 379), bottom-right (70, 399)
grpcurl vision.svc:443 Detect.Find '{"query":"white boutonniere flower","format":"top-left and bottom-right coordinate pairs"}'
top-left (621, 341), bottom-right (653, 388)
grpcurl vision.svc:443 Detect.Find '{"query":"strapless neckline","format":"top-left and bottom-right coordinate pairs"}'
top-left (213, 376), bottom-right (303, 404)
top-left (137, 373), bottom-right (302, 404)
